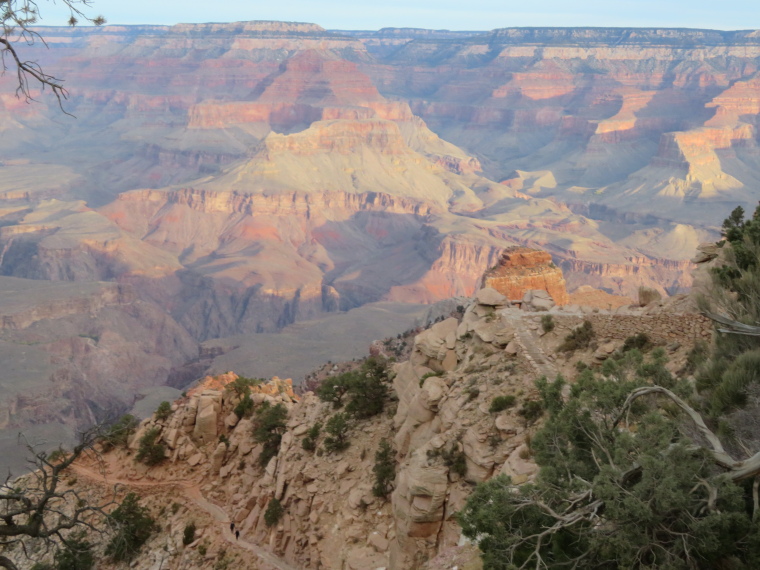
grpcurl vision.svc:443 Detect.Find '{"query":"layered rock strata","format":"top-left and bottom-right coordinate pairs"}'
top-left (483, 246), bottom-right (570, 305)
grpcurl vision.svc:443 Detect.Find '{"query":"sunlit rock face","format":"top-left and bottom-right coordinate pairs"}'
top-left (483, 247), bottom-right (569, 305)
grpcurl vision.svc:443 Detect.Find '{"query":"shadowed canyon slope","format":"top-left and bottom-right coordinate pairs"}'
top-left (1, 21), bottom-right (758, 460)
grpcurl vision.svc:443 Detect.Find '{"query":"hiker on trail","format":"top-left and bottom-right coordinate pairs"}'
top-left (230, 522), bottom-right (235, 532)
top-left (235, 530), bottom-right (240, 540)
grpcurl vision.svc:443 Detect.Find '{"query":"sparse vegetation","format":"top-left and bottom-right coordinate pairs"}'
top-left (316, 374), bottom-right (353, 408)
top-left (489, 395), bottom-right (516, 413)
top-left (264, 498), bottom-right (284, 527)
top-left (680, 340), bottom-right (708, 376)
top-left (233, 393), bottom-right (254, 419)
top-left (53, 532), bottom-right (94, 570)
top-left (155, 401), bottom-right (172, 421)
top-left (323, 412), bottom-right (351, 453)
top-left (558, 320), bottom-right (595, 352)
top-left (301, 422), bottom-right (321, 452)
top-left (136, 427), bottom-right (166, 466)
top-left (316, 357), bottom-right (390, 419)
top-left (372, 440), bottom-right (395, 498)
top-left (182, 522), bottom-right (196, 546)
top-left (518, 400), bottom-right (544, 426)
top-left (622, 332), bottom-right (653, 352)
top-left (105, 493), bottom-right (155, 562)
top-left (252, 402), bottom-right (288, 467)
top-left (419, 371), bottom-right (441, 387)
top-left (442, 443), bottom-right (467, 477)
top-left (708, 349), bottom-right (760, 414)
top-left (226, 376), bottom-right (261, 398)
top-left (540, 314), bottom-right (555, 333)
top-left (101, 414), bottom-right (139, 450)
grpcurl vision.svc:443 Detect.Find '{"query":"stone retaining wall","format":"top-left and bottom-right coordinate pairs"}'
top-left (551, 312), bottom-right (712, 345)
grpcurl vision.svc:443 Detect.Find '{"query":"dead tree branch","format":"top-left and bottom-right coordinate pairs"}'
top-left (619, 384), bottom-right (760, 481)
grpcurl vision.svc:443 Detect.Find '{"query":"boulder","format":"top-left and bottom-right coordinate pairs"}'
top-left (692, 242), bottom-right (720, 264)
top-left (211, 442), bottom-right (226, 472)
top-left (500, 444), bottom-right (538, 484)
top-left (193, 391), bottom-right (222, 444)
top-left (415, 318), bottom-right (459, 361)
top-left (475, 287), bottom-right (509, 307)
top-left (523, 289), bottom-right (555, 312)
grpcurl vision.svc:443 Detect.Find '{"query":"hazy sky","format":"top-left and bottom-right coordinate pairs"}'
top-left (40, 0), bottom-right (758, 31)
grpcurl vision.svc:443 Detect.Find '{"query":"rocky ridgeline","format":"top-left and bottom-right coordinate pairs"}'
top-left (82, 280), bottom-right (709, 570)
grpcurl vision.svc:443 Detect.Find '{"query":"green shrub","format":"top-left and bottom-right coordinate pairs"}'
top-left (622, 333), bottom-right (653, 352)
top-left (442, 444), bottom-right (467, 477)
top-left (710, 349), bottom-right (760, 414)
top-left (489, 395), bottom-right (516, 413)
top-left (316, 374), bottom-right (354, 408)
top-left (252, 402), bottom-right (288, 467)
top-left (101, 414), bottom-right (139, 450)
top-left (54, 532), bottom-right (94, 570)
top-left (233, 393), bottom-right (254, 419)
top-left (317, 358), bottom-right (390, 419)
top-left (264, 498), bottom-right (284, 527)
top-left (136, 427), bottom-right (166, 466)
top-left (558, 320), bottom-right (595, 352)
top-left (155, 401), bottom-right (172, 421)
top-left (372, 440), bottom-right (395, 498)
top-left (458, 349), bottom-right (760, 570)
top-left (323, 413), bottom-right (351, 453)
top-left (345, 368), bottom-right (389, 419)
top-left (301, 422), bottom-right (321, 452)
top-left (182, 522), bottom-right (196, 546)
top-left (541, 314), bottom-right (555, 334)
top-left (681, 340), bottom-right (708, 376)
top-left (226, 376), bottom-right (261, 398)
top-left (519, 400), bottom-right (544, 426)
top-left (198, 543), bottom-right (207, 556)
top-left (419, 371), bottom-right (441, 387)
top-left (105, 493), bottom-right (155, 562)
top-left (466, 386), bottom-right (480, 401)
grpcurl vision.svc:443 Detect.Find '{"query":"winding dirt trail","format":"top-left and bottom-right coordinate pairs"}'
top-left (70, 462), bottom-right (300, 570)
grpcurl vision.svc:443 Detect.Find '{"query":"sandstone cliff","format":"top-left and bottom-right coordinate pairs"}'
top-left (483, 246), bottom-right (569, 305)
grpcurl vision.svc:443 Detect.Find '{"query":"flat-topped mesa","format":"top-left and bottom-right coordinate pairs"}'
top-left (171, 21), bottom-right (329, 36)
top-left (483, 246), bottom-right (569, 306)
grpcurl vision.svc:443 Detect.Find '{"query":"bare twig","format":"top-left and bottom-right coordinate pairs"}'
top-left (0, 0), bottom-right (105, 113)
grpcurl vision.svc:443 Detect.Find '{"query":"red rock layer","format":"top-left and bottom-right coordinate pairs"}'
top-left (483, 246), bottom-right (570, 305)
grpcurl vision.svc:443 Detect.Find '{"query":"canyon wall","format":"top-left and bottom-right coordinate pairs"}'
top-left (1, 22), bottom-right (750, 466)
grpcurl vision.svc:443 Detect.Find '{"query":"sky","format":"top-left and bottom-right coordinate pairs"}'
top-left (39, 0), bottom-right (759, 31)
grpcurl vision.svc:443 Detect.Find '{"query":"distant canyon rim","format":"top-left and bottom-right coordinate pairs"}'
top-left (1, 21), bottom-right (758, 466)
